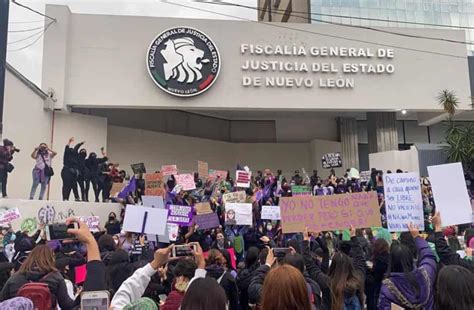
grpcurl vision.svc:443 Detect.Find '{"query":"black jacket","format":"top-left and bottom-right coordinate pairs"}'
top-left (434, 231), bottom-right (474, 271)
top-left (206, 265), bottom-right (239, 310)
top-left (86, 156), bottom-right (108, 179)
top-left (63, 143), bottom-right (83, 169)
top-left (105, 221), bottom-right (121, 236)
top-left (303, 237), bottom-right (366, 310)
top-left (0, 270), bottom-right (75, 309)
top-left (236, 263), bottom-right (259, 310)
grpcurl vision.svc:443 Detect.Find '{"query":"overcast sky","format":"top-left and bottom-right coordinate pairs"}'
top-left (7, 0), bottom-right (257, 86)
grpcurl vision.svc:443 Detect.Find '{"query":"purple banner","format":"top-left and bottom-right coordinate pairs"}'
top-left (194, 213), bottom-right (220, 230)
top-left (167, 205), bottom-right (193, 226)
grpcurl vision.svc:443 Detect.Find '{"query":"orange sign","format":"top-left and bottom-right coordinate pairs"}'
top-left (279, 192), bottom-right (381, 233)
top-left (145, 173), bottom-right (165, 196)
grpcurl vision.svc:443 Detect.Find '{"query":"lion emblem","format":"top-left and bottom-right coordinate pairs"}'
top-left (160, 37), bottom-right (210, 84)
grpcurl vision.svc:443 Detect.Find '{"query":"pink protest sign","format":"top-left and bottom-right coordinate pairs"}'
top-left (174, 174), bottom-right (196, 191)
top-left (75, 264), bottom-right (87, 284)
top-left (279, 192), bottom-right (381, 233)
top-left (209, 169), bottom-right (228, 180)
top-left (161, 165), bottom-right (178, 176)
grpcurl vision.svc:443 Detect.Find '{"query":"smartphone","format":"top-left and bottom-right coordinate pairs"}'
top-left (273, 247), bottom-right (291, 258)
top-left (45, 223), bottom-right (79, 241)
top-left (171, 244), bottom-right (197, 258)
top-left (81, 291), bottom-right (110, 310)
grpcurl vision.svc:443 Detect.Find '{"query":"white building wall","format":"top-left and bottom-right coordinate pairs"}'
top-left (3, 69), bottom-right (53, 200)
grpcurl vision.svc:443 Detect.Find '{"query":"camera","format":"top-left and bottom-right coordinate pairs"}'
top-left (13, 147), bottom-right (20, 153)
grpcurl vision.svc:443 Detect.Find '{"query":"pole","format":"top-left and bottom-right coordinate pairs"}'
top-left (0, 0), bottom-right (10, 132)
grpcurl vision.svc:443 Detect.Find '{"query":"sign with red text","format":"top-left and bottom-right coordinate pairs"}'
top-left (279, 192), bottom-right (381, 233)
top-left (174, 174), bottom-right (196, 191)
top-left (145, 173), bottom-right (165, 196)
top-left (236, 170), bottom-right (252, 188)
top-left (0, 208), bottom-right (21, 225)
top-left (161, 165), bottom-right (178, 176)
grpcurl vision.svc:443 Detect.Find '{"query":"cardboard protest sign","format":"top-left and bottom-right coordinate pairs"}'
top-left (142, 196), bottom-right (165, 209)
top-left (359, 171), bottom-right (371, 183)
top-left (195, 202), bottom-right (212, 215)
top-left (122, 205), bottom-right (168, 236)
top-left (223, 191), bottom-right (247, 204)
top-left (291, 185), bottom-right (312, 196)
top-left (110, 182), bottom-right (124, 198)
top-left (194, 213), bottom-right (220, 230)
top-left (279, 192), bottom-right (381, 233)
top-left (145, 173), bottom-right (165, 196)
top-left (131, 163), bottom-right (146, 174)
top-left (322, 152), bottom-right (343, 169)
top-left (236, 170), bottom-right (252, 188)
top-left (209, 169), bottom-right (228, 180)
top-left (225, 203), bottom-right (252, 226)
top-left (198, 161), bottom-right (209, 178)
top-left (161, 165), bottom-right (178, 176)
top-left (383, 172), bottom-right (424, 232)
top-left (261, 205), bottom-right (281, 220)
top-left (167, 205), bottom-right (193, 226)
top-left (174, 174), bottom-right (196, 191)
top-left (428, 163), bottom-right (472, 226)
top-left (0, 208), bottom-right (21, 226)
top-left (77, 216), bottom-right (100, 232)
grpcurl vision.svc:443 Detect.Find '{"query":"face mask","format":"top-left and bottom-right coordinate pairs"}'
top-left (266, 225), bottom-right (273, 231)
top-left (10, 234), bottom-right (16, 241)
top-left (109, 216), bottom-right (115, 221)
top-left (217, 239), bottom-right (224, 246)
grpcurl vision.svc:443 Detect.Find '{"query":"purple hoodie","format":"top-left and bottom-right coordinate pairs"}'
top-left (378, 237), bottom-right (437, 310)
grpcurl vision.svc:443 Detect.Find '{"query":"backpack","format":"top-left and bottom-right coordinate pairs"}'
top-left (17, 273), bottom-right (53, 310)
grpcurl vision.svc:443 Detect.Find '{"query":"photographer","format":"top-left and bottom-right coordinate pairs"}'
top-left (29, 143), bottom-right (57, 200)
top-left (0, 139), bottom-right (18, 198)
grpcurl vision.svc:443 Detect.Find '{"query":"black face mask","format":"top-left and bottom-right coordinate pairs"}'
top-left (109, 216), bottom-right (115, 221)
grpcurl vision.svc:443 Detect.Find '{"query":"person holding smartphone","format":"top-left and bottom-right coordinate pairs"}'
top-left (30, 143), bottom-right (57, 200)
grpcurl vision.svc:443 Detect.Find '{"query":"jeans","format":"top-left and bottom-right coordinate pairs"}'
top-left (30, 169), bottom-right (50, 200)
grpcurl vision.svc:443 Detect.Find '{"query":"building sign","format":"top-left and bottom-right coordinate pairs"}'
top-left (241, 45), bottom-right (395, 89)
top-left (146, 26), bottom-right (221, 97)
top-left (322, 152), bottom-right (343, 169)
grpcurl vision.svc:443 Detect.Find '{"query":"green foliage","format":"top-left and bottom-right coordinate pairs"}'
top-left (437, 89), bottom-right (459, 115)
top-left (442, 119), bottom-right (474, 171)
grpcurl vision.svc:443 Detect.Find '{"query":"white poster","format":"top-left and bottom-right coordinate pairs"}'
top-left (261, 205), bottom-right (281, 220)
top-left (142, 196), bottom-right (165, 209)
top-left (225, 203), bottom-right (252, 226)
top-left (0, 208), bottom-right (21, 226)
top-left (77, 216), bottom-right (100, 232)
top-left (383, 172), bottom-right (424, 232)
top-left (235, 170), bottom-right (252, 188)
top-left (123, 205), bottom-right (168, 236)
top-left (428, 162), bottom-right (472, 226)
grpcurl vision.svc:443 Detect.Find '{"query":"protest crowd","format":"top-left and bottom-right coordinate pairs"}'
top-left (0, 137), bottom-right (473, 310)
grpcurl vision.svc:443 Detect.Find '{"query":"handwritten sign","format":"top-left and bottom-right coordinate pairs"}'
top-left (161, 165), bottom-right (178, 176)
top-left (209, 169), bottom-right (228, 180)
top-left (198, 161), bottom-right (209, 178)
top-left (236, 170), bottom-right (252, 188)
top-left (225, 203), bottom-right (252, 226)
top-left (110, 182), bottom-right (124, 198)
top-left (383, 172), bottom-right (424, 232)
top-left (145, 173), bottom-right (165, 196)
top-left (223, 191), bottom-right (247, 204)
top-left (131, 163), bottom-right (146, 175)
top-left (174, 174), bottom-right (196, 191)
top-left (291, 185), bottom-right (312, 196)
top-left (261, 205), bottom-right (281, 220)
top-left (194, 213), bottom-right (220, 230)
top-left (168, 205), bottom-right (193, 226)
top-left (0, 208), bottom-right (21, 225)
top-left (428, 163), bottom-right (472, 226)
top-left (359, 171), bottom-right (371, 183)
top-left (279, 192), bottom-right (381, 233)
top-left (77, 216), bottom-right (100, 232)
top-left (195, 202), bottom-right (212, 215)
top-left (322, 152), bottom-right (342, 169)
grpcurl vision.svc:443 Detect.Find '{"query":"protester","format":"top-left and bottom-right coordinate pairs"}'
top-left (0, 139), bottom-right (18, 198)
top-left (365, 238), bottom-right (389, 310)
top-left (77, 148), bottom-right (88, 201)
top-left (180, 277), bottom-right (227, 310)
top-left (61, 137), bottom-right (83, 201)
top-left (105, 212), bottom-right (121, 236)
top-left (236, 246), bottom-right (259, 310)
top-left (378, 223), bottom-right (437, 309)
top-left (29, 143), bottom-right (57, 200)
top-left (85, 147), bottom-right (108, 202)
top-left (435, 265), bottom-right (474, 310)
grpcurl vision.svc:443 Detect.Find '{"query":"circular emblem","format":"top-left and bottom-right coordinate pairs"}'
top-left (146, 27), bottom-right (221, 97)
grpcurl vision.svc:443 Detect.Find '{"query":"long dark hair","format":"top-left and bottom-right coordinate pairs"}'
top-left (181, 278), bottom-right (227, 310)
top-left (372, 238), bottom-right (389, 261)
top-left (388, 243), bottom-right (420, 297)
top-left (328, 252), bottom-right (364, 310)
top-left (436, 265), bottom-right (474, 310)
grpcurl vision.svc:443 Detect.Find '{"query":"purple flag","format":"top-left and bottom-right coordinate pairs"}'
top-left (118, 176), bottom-right (136, 199)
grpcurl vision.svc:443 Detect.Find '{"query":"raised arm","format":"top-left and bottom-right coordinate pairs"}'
top-left (349, 225), bottom-right (366, 278)
top-left (31, 147), bottom-right (38, 159)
